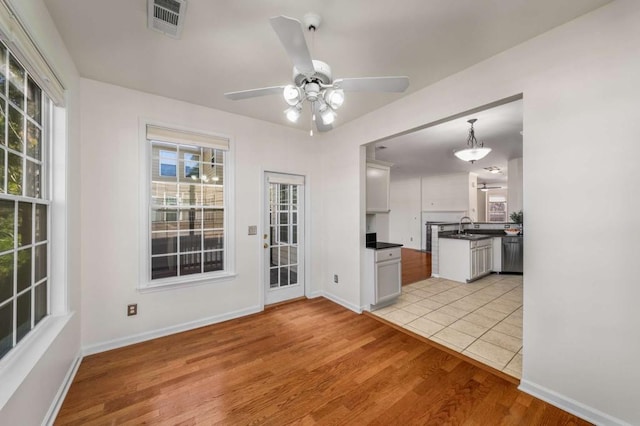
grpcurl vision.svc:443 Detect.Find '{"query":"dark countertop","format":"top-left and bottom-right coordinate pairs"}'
top-left (366, 242), bottom-right (403, 250)
top-left (439, 233), bottom-right (494, 241)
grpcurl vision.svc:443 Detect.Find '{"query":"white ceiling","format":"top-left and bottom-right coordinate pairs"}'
top-left (43, 0), bottom-right (611, 132)
top-left (372, 99), bottom-right (523, 185)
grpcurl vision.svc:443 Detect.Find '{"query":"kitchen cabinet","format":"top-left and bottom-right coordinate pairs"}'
top-left (366, 161), bottom-right (391, 213)
top-left (363, 246), bottom-right (402, 310)
top-left (439, 237), bottom-right (492, 283)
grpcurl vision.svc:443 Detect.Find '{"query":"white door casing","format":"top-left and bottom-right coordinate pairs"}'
top-left (264, 172), bottom-right (305, 305)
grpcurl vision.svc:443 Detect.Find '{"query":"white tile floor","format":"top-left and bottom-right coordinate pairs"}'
top-left (372, 274), bottom-right (523, 378)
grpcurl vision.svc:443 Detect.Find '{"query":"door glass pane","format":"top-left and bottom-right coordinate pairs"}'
top-left (0, 302), bottom-right (13, 357)
top-left (8, 55), bottom-right (25, 108)
top-left (34, 281), bottom-right (47, 325)
top-left (279, 225), bottom-right (288, 243)
top-left (279, 185), bottom-right (288, 204)
top-left (203, 250), bottom-right (223, 272)
top-left (16, 290), bottom-right (31, 343)
top-left (17, 248), bottom-right (31, 293)
top-left (17, 202), bottom-right (32, 246)
top-left (34, 243), bottom-right (46, 282)
top-left (289, 246), bottom-right (298, 265)
top-left (180, 252), bottom-right (201, 276)
top-left (289, 265), bottom-right (298, 285)
top-left (0, 199), bottom-right (14, 251)
top-left (0, 252), bottom-right (13, 303)
top-left (279, 267), bottom-right (289, 287)
top-left (269, 267), bottom-right (278, 288)
top-left (279, 246), bottom-right (289, 266)
top-left (279, 211), bottom-right (288, 225)
top-left (8, 105), bottom-right (23, 152)
top-left (270, 247), bottom-right (279, 266)
top-left (151, 255), bottom-right (178, 279)
top-left (292, 225), bottom-right (297, 245)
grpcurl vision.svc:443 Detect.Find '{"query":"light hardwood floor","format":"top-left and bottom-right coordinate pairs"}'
top-left (55, 298), bottom-right (589, 425)
top-left (401, 248), bottom-right (431, 285)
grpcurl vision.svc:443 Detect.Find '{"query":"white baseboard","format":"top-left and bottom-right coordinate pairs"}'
top-left (519, 379), bottom-right (632, 426)
top-left (82, 305), bottom-right (263, 356)
top-left (321, 291), bottom-right (362, 314)
top-left (43, 351), bottom-right (83, 426)
top-left (306, 290), bottom-right (323, 299)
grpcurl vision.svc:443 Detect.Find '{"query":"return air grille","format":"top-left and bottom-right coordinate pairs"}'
top-left (147, 0), bottom-right (187, 39)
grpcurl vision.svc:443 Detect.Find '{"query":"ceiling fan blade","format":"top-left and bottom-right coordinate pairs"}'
top-left (224, 86), bottom-right (285, 100)
top-left (312, 102), bottom-right (333, 132)
top-left (335, 76), bottom-right (409, 93)
top-left (269, 16), bottom-right (315, 76)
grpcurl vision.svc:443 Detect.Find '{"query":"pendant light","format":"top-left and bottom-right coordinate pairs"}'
top-left (454, 118), bottom-right (491, 163)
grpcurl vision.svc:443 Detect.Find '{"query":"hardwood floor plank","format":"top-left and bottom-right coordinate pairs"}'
top-left (55, 298), bottom-right (590, 425)
top-left (402, 248), bottom-right (431, 285)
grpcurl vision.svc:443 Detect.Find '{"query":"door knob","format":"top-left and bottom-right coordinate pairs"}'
top-left (264, 243), bottom-right (269, 248)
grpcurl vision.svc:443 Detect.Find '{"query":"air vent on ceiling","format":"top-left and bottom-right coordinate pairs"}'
top-left (147, 0), bottom-right (187, 39)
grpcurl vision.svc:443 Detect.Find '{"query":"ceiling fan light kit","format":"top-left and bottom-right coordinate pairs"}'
top-left (224, 13), bottom-right (409, 135)
top-left (454, 118), bottom-right (492, 163)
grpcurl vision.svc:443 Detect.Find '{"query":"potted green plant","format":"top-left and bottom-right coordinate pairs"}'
top-left (510, 210), bottom-right (523, 224)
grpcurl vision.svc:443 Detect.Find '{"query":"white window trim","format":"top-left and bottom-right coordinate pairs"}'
top-left (138, 119), bottom-right (236, 292)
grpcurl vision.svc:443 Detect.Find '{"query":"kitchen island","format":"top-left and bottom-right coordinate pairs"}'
top-left (438, 233), bottom-right (493, 283)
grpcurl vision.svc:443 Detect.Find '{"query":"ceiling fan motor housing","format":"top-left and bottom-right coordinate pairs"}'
top-left (294, 60), bottom-right (332, 86)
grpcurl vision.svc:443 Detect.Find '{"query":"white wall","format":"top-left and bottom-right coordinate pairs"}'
top-left (322, 1), bottom-right (640, 424)
top-left (507, 157), bottom-right (523, 216)
top-left (0, 1), bottom-right (82, 424)
top-left (388, 177), bottom-right (421, 249)
top-left (421, 172), bottom-right (471, 212)
top-left (79, 78), bottom-right (320, 349)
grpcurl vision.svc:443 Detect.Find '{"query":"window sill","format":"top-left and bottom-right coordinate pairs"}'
top-left (138, 271), bottom-right (237, 293)
top-left (0, 312), bottom-right (75, 410)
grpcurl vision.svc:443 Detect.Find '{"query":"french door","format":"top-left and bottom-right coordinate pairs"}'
top-left (264, 173), bottom-right (305, 305)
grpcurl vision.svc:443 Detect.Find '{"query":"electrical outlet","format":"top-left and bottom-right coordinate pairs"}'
top-left (127, 304), bottom-right (137, 316)
top-left (333, 274), bottom-right (339, 284)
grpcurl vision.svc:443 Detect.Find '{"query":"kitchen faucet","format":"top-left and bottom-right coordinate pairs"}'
top-left (459, 216), bottom-right (474, 234)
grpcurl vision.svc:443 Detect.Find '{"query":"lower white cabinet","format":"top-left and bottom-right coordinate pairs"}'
top-left (439, 238), bottom-right (493, 283)
top-left (364, 247), bottom-right (402, 310)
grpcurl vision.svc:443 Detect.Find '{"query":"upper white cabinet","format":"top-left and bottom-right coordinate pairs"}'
top-left (366, 161), bottom-right (391, 213)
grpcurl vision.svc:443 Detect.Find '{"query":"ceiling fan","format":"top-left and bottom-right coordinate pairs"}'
top-left (224, 13), bottom-right (410, 135)
top-left (479, 183), bottom-right (503, 192)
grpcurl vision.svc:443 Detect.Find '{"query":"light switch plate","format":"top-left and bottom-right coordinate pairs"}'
top-left (248, 225), bottom-right (257, 235)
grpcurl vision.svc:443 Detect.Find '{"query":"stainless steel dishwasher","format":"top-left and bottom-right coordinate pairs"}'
top-left (502, 236), bottom-right (523, 273)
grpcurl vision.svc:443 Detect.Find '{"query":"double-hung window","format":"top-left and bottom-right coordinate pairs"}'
top-left (0, 40), bottom-right (50, 359)
top-left (143, 125), bottom-right (233, 288)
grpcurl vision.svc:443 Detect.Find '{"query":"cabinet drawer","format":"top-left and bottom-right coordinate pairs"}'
top-left (375, 247), bottom-right (401, 262)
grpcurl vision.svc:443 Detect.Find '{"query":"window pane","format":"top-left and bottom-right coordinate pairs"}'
top-left (0, 148), bottom-right (4, 193)
top-left (180, 252), bottom-right (201, 275)
top-left (0, 302), bottom-right (13, 358)
top-left (203, 251), bottom-right (223, 272)
top-left (203, 230), bottom-right (223, 250)
top-left (151, 182), bottom-right (178, 206)
top-left (26, 77), bottom-right (41, 123)
top-left (179, 231), bottom-right (202, 253)
top-left (178, 208), bottom-right (201, 231)
top-left (0, 100), bottom-right (6, 147)
top-left (16, 290), bottom-right (31, 343)
top-left (154, 147), bottom-right (177, 178)
top-left (0, 46), bottom-right (6, 95)
top-left (26, 121), bottom-right (41, 160)
top-left (151, 208), bottom-right (178, 231)
top-left (34, 281), bottom-right (47, 325)
top-left (0, 252), bottom-right (13, 303)
top-left (8, 55), bottom-right (25, 108)
top-left (8, 105), bottom-right (23, 152)
top-left (151, 255), bottom-right (177, 279)
top-left (203, 185), bottom-right (223, 206)
top-left (0, 199), bottom-right (14, 251)
top-left (178, 182), bottom-right (202, 206)
top-left (17, 248), bottom-right (31, 293)
top-left (7, 151), bottom-right (22, 195)
top-left (34, 243), bottom-right (47, 282)
top-left (18, 202), bottom-right (32, 247)
top-left (151, 231), bottom-right (177, 255)
top-left (35, 204), bottom-right (47, 242)
top-left (203, 209), bottom-right (223, 229)
top-left (24, 160), bottom-right (41, 198)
